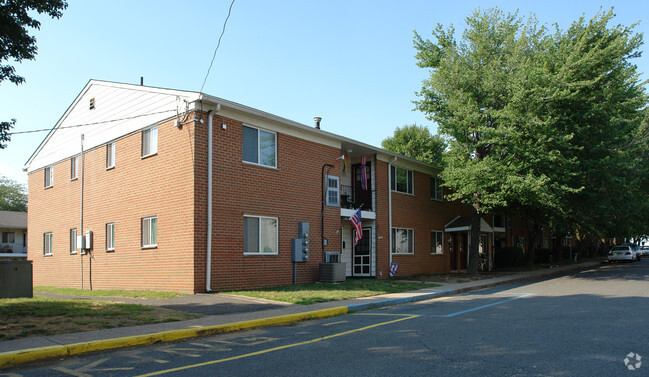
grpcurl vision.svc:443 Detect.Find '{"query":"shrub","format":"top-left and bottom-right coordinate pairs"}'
top-left (534, 248), bottom-right (552, 263)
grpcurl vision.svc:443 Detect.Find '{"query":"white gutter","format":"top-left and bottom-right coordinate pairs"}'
top-left (387, 156), bottom-right (397, 273)
top-left (206, 109), bottom-right (215, 292)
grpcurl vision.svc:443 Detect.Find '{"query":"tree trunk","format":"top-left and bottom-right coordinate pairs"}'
top-left (467, 206), bottom-right (481, 275)
top-left (526, 221), bottom-right (541, 266)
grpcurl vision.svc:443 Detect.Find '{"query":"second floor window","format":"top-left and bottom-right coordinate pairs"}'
top-left (430, 176), bottom-right (443, 200)
top-left (44, 166), bottom-right (53, 188)
top-left (242, 125), bottom-right (276, 167)
top-left (391, 166), bottom-right (413, 194)
top-left (106, 142), bottom-right (115, 169)
top-left (70, 156), bottom-right (78, 180)
top-left (326, 175), bottom-right (339, 207)
top-left (142, 126), bottom-right (158, 157)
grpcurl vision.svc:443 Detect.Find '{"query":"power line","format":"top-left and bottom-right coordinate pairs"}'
top-left (199, 0), bottom-right (236, 94)
top-left (7, 109), bottom-right (176, 135)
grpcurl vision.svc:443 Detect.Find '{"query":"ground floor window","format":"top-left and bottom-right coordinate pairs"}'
top-left (142, 216), bottom-right (157, 248)
top-left (392, 228), bottom-right (414, 254)
top-left (106, 223), bottom-right (115, 251)
top-left (43, 233), bottom-right (52, 255)
top-left (70, 229), bottom-right (77, 254)
top-left (244, 215), bottom-right (278, 255)
top-left (431, 231), bottom-right (443, 254)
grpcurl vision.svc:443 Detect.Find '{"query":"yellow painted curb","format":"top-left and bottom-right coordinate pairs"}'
top-left (0, 306), bottom-right (348, 370)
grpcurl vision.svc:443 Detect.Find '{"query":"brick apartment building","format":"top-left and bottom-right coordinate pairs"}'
top-left (25, 80), bottom-right (525, 293)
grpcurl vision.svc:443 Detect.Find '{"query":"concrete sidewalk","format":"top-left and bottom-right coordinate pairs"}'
top-left (0, 261), bottom-right (602, 369)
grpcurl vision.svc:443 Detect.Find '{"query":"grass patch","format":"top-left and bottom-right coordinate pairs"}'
top-left (224, 279), bottom-right (440, 305)
top-left (34, 286), bottom-right (186, 299)
top-left (0, 296), bottom-right (199, 341)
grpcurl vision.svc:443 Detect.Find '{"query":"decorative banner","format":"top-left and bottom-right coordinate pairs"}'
top-left (389, 262), bottom-right (399, 276)
top-left (360, 156), bottom-right (368, 190)
top-left (342, 154), bottom-right (348, 175)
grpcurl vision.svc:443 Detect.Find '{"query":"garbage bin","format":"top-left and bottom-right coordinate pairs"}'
top-left (0, 260), bottom-right (33, 298)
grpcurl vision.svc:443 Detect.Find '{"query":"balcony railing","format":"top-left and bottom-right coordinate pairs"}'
top-left (340, 185), bottom-right (373, 211)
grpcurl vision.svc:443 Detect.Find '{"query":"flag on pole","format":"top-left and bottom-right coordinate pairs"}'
top-left (349, 207), bottom-right (362, 245)
top-left (360, 156), bottom-right (368, 190)
top-left (342, 154), bottom-right (348, 175)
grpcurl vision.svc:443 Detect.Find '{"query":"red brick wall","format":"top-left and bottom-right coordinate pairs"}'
top-left (376, 165), bottom-right (474, 277)
top-left (28, 118), bottom-right (198, 293)
top-left (203, 112), bottom-right (341, 291)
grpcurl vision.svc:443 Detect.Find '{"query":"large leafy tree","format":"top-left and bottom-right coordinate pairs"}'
top-left (0, 0), bottom-right (68, 148)
top-left (413, 8), bottom-right (647, 272)
top-left (381, 124), bottom-right (447, 166)
top-left (0, 175), bottom-right (27, 212)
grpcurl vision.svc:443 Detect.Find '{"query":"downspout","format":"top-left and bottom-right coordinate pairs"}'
top-left (387, 156), bottom-right (397, 273)
top-left (80, 134), bottom-right (85, 289)
top-left (206, 109), bottom-right (215, 292)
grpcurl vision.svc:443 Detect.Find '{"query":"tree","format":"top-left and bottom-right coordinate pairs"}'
top-left (381, 124), bottom-right (446, 166)
top-left (0, 0), bottom-right (68, 147)
top-left (414, 7), bottom-right (648, 271)
top-left (0, 175), bottom-right (27, 212)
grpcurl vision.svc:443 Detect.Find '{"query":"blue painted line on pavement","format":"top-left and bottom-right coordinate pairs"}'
top-left (428, 293), bottom-right (535, 318)
top-left (347, 289), bottom-right (456, 312)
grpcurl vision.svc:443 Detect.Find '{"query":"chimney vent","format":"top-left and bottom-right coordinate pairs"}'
top-left (314, 116), bottom-right (322, 129)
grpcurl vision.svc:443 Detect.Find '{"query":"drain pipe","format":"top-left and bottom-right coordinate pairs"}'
top-left (387, 156), bottom-right (397, 274)
top-left (206, 108), bottom-right (215, 292)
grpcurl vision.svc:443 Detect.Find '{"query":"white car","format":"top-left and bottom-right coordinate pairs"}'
top-left (608, 245), bottom-right (637, 262)
top-left (640, 245), bottom-right (649, 256)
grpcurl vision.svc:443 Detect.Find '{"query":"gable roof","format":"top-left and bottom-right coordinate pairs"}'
top-left (0, 211), bottom-right (27, 229)
top-left (24, 80), bottom-right (441, 176)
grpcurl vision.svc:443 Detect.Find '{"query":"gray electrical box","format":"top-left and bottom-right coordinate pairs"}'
top-left (292, 222), bottom-right (310, 262)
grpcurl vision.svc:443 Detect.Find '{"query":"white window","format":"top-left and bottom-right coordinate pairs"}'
top-left (244, 215), bottom-right (278, 254)
top-left (242, 125), bottom-right (276, 167)
top-left (43, 233), bottom-right (52, 256)
top-left (106, 223), bottom-right (115, 251)
top-left (70, 228), bottom-right (77, 254)
top-left (106, 142), bottom-right (115, 169)
top-left (326, 175), bottom-right (340, 207)
top-left (142, 216), bottom-right (157, 248)
top-left (431, 231), bottom-right (443, 254)
top-left (142, 126), bottom-right (158, 157)
top-left (392, 228), bottom-right (414, 254)
top-left (391, 166), bottom-right (413, 194)
top-left (430, 176), bottom-right (443, 200)
top-left (2, 232), bottom-right (15, 244)
top-left (70, 156), bottom-right (78, 180)
top-left (44, 166), bottom-right (53, 188)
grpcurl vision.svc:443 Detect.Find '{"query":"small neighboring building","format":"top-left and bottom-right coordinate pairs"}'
top-left (24, 80), bottom-right (525, 293)
top-left (0, 210), bottom-right (28, 256)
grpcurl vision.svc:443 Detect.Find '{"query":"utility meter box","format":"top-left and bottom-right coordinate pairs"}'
top-left (292, 222), bottom-right (310, 262)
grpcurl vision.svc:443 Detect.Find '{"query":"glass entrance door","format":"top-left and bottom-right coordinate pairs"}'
top-left (353, 228), bottom-right (371, 276)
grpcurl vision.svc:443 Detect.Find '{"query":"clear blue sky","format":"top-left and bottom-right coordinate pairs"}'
top-left (1, 0), bottom-right (647, 185)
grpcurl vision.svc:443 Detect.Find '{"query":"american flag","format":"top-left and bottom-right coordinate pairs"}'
top-left (360, 156), bottom-right (368, 190)
top-left (349, 207), bottom-right (362, 245)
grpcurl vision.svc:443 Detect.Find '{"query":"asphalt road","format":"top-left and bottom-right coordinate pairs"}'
top-left (10, 260), bottom-right (649, 376)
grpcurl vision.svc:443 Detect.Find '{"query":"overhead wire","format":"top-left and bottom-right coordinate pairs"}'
top-left (199, 0), bottom-right (236, 94)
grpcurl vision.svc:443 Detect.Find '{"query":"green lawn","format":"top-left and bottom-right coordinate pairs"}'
top-left (34, 286), bottom-right (187, 299)
top-left (224, 279), bottom-right (440, 305)
top-left (0, 296), bottom-right (198, 341)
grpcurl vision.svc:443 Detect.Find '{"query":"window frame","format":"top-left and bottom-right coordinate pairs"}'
top-left (43, 232), bottom-right (53, 256)
top-left (390, 166), bottom-right (413, 195)
top-left (44, 166), bottom-right (53, 188)
top-left (106, 142), bottom-right (116, 169)
top-left (2, 231), bottom-right (15, 244)
top-left (106, 222), bottom-right (115, 251)
top-left (325, 175), bottom-right (340, 207)
top-left (141, 216), bottom-right (157, 248)
top-left (70, 156), bottom-right (78, 180)
top-left (430, 176), bottom-right (443, 201)
top-left (70, 228), bottom-right (77, 254)
top-left (431, 230), bottom-right (444, 255)
top-left (141, 126), bottom-right (158, 158)
top-left (392, 227), bottom-right (414, 255)
top-left (242, 125), bottom-right (277, 168)
top-left (243, 215), bottom-right (278, 255)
